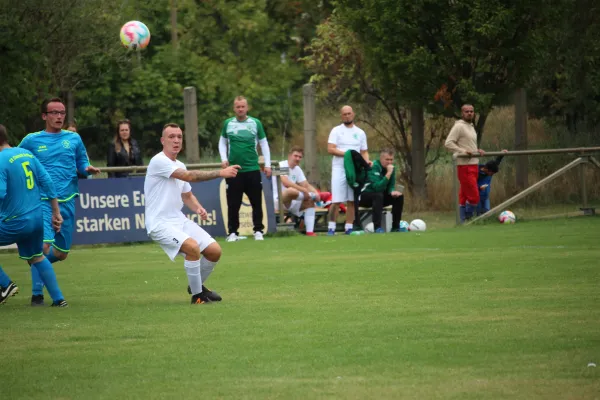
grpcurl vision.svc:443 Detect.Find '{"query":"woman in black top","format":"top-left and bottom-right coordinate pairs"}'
top-left (107, 119), bottom-right (143, 178)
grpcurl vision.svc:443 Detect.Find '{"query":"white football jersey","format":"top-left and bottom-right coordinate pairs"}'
top-left (144, 152), bottom-right (191, 233)
top-left (327, 123), bottom-right (368, 168)
top-left (272, 159), bottom-right (307, 203)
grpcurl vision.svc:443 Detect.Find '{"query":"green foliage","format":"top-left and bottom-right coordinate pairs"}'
top-left (333, 0), bottom-right (544, 128)
top-left (528, 0), bottom-right (600, 136)
top-left (0, 0), bottom-right (123, 141)
top-left (0, 0), bottom-right (316, 159)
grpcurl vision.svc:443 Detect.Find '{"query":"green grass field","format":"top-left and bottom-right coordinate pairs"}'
top-left (2, 217), bottom-right (599, 399)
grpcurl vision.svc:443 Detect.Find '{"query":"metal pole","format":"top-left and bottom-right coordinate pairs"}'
top-left (580, 156), bottom-right (588, 210)
top-left (589, 156), bottom-right (600, 170)
top-left (183, 87), bottom-right (200, 163)
top-left (276, 174), bottom-right (285, 224)
top-left (455, 147), bottom-right (600, 158)
top-left (452, 156), bottom-right (460, 225)
top-left (468, 157), bottom-right (586, 225)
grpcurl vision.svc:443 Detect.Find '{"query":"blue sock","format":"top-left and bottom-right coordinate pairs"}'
top-left (459, 206), bottom-right (466, 223)
top-left (46, 248), bottom-right (60, 264)
top-left (0, 266), bottom-right (11, 287)
top-left (31, 264), bottom-right (44, 296)
top-left (464, 203), bottom-right (475, 220)
top-left (32, 258), bottom-right (64, 302)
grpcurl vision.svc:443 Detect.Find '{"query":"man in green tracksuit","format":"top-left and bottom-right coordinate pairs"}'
top-left (218, 96), bottom-right (272, 242)
top-left (359, 149), bottom-right (404, 233)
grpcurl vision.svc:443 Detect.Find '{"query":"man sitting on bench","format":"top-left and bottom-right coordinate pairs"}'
top-left (273, 146), bottom-right (320, 236)
top-left (359, 148), bottom-right (404, 233)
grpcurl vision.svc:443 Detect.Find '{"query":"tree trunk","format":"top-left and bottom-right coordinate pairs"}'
top-left (303, 83), bottom-right (320, 187)
top-left (514, 88), bottom-right (529, 190)
top-left (475, 112), bottom-right (488, 147)
top-left (410, 106), bottom-right (427, 199)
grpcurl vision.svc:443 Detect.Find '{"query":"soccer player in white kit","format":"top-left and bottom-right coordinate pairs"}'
top-left (272, 146), bottom-right (320, 236)
top-left (144, 123), bottom-right (240, 304)
top-left (326, 105), bottom-right (370, 235)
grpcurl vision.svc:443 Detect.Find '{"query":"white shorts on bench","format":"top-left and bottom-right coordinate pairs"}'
top-left (149, 219), bottom-right (216, 261)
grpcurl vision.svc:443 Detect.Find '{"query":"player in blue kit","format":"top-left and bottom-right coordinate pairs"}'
top-left (476, 151), bottom-right (507, 216)
top-left (0, 124), bottom-right (68, 306)
top-left (19, 98), bottom-right (100, 305)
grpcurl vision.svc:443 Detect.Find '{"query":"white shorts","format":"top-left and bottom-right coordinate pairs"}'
top-left (149, 219), bottom-right (216, 261)
top-left (331, 167), bottom-right (354, 203)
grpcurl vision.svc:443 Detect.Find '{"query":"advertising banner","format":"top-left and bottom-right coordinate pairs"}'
top-left (73, 175), bottom-right (276, 245)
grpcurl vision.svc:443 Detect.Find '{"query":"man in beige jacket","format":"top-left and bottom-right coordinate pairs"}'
top-left (445, 104), bottom-right (485, 222)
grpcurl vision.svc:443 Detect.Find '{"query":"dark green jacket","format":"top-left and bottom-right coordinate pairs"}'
top-left (363, 160), bottom-right (395, 194)
top-left (344, 150), bottom-right (369, 189)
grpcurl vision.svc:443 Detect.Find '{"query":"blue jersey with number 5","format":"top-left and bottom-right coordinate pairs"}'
top-left (19, 130), bottom-right (90, 201)
top-left (0, 147), bottom-right (57, 221)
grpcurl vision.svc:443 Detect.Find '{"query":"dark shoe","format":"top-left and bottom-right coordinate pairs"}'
top-left (0, 282), bottom-right (19, 304)
top-left (31, 294), bottom-right (45, 306)
top-left (202, 285), bottom-right (222, 301)
top-left (50, 299), bottom-right (68, 307)
top-left (191, 291), bottom-right (211, 304)
top-left (188, 285), bottom-right (222, 301)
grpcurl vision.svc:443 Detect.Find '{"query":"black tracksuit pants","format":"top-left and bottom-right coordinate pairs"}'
top-left (359, 191), bottom-right (404, 230)
top-left (226, 170), bottom-right (264, 235)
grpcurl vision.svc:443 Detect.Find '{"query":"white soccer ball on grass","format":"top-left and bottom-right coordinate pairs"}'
top-left (408, 219), bottom-right (426, 231)
top-left (498, 210), bottom-right (516, 224)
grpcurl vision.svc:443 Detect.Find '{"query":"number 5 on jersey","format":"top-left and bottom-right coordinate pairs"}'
top-left (21, 161), bottom-right (34, 189)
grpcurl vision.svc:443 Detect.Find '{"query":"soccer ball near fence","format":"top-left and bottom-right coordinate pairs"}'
top-left (498, 210), bottom-right (516, 224)
top-left (409, 219), bottom-right (426, 231)
top-left (120, 21), bottom-right (151, 50)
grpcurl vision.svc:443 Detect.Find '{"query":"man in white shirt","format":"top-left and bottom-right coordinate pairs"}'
top-left (272, 146), bottom-right (320, 236)
top-left (326, 105), bottom-right (370, 235)
top-left (144, 123), bottom-right (240, 304)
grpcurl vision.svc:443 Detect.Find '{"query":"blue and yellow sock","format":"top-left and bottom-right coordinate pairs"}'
top-left (32, 258), bottom-right (64, 302)
top-left (0, 265), bottom-right (11, 288)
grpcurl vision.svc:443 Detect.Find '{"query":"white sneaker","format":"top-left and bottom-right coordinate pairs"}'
top-left (253, 231), bottom-right (264, 241)
top-left (226, 233), bottom-right (238, 242)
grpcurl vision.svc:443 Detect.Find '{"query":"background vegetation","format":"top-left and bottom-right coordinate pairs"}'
top-left (1, 0), bottom-right (599, 209)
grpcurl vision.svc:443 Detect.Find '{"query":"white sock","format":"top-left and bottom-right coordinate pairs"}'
top-left (184, 259), bottom-right (202, 295)
top-left (200, 258), bottom-right (217, 283)
top-left (304, 208), bottom-right (315, 233)
top-left (296, 191), bottom-right (305, 201)
top-left (328, 221), bottom-right (336, 230)
top-left (345, 223), bottom-right (353, 231)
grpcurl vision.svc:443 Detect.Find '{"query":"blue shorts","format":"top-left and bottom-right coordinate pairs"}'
top-left (42, 199), bottom-right (76, 253)
top-left (0, 208), bottom-right (44, 260)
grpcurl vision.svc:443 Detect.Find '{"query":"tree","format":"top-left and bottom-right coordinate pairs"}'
top-left (303, 17), bottom-right (449, 196)
top-left (528, 0), bottom-right (600, 138)
top-left (335, 0), bottom-right (545, 142)
top-left (0, 0), bottom-right (126, 146)
top-left (304, 0), bottom-right (546, 197)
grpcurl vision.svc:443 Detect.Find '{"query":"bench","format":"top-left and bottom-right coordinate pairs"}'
top-left (277, 206), bottom-right (392, 233)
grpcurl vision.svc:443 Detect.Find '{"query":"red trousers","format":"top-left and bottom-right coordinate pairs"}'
top-left (457, 165), bottom-right (480, 206)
